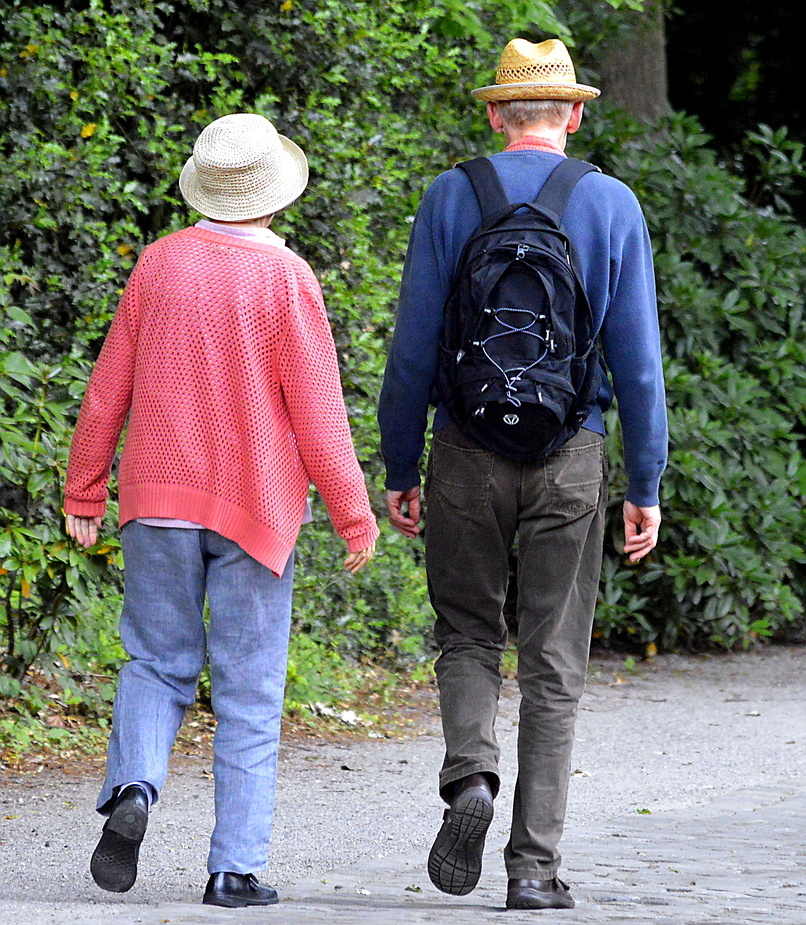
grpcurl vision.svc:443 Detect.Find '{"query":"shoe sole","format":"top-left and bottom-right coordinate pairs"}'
top-left (428, 792), bottom-right (494, 896)
top-left (202, 893), bottom-right (280, 907)
top-left (90, 799), bottom-right (148, 892)
top-left (506, 890), bottom-right (575, 910)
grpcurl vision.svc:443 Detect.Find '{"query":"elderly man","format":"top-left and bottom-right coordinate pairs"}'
top-left (378, 39), bottom-right (666, 910)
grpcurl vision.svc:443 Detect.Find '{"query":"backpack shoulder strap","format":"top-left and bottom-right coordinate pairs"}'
top-left (535, 157), bottom-right (601, 221)
top-left (455, 157), bottom-right (510, 221)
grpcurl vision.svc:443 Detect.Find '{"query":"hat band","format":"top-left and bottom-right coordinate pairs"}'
top-left (497, 69), bottom-right (577, 85)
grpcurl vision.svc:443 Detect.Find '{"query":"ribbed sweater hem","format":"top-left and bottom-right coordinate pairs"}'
top-left (119, 483), bottom-right (301, 577)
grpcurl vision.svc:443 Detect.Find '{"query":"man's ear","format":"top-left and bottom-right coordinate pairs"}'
top-left (487, 101), bottom-right (505, 134)
top-left (567, 101), bottom-right (585, 135)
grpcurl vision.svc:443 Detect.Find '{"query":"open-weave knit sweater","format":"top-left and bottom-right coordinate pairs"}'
top-left (64, 226), bottom-right (379, 575)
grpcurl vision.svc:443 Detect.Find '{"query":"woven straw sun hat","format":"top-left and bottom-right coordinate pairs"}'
top-left (179, 113), bottom-right (309, 221)
top-left (472, 38), bottom-right (600, 103)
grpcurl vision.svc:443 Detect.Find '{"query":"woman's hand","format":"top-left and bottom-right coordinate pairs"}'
top-left (344, 540), bottom-right (376, 574)
top-left (66, 514), bottom-right (103, 549)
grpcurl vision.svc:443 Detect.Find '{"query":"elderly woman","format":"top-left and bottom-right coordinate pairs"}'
top-left (64, 113), bottom-right (378, 907)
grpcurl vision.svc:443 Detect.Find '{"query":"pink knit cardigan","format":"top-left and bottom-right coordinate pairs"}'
top-left (64, 226), bottom-right (379, 575)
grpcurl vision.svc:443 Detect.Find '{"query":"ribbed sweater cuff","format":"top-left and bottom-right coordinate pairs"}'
top-left (63, 497), bottom-right (107, 518)
top-left (625, 478), bottom-right (661, 508)
top-left (344, 522), bottom-right (380, 553)
top-left (383, 460), bottom-right (421, 493)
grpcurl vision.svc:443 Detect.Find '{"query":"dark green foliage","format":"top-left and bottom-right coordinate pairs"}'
top-left (1, 0), bottom-right (805, 731)
top-left (0, 299), bottom-right (122, 692)
top-left (579, 111), bottom-right (806, 649)
top-left (1, 2), bottom-right (245, 352)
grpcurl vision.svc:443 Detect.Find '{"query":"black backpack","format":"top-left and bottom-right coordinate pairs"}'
top-left (435, 156), bottom-right (602, 460)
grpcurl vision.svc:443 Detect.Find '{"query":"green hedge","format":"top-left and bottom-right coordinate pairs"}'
top-left (580, 112), bottom-right (806, 648)
top-left (1, 0), bottom-right (804, 715)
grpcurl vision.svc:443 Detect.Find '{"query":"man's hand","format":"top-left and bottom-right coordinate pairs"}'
top-left (386, 487), bottom-right (421, 538)
top-left (623, 501), bottom-right (661, 563)
top-left (344, 540), bottom-right (376, 574)
top-left (66, 514), bottom-right (103, 549)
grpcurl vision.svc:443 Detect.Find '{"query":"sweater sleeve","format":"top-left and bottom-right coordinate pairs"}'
top-left (377, 179), bottom-right (458, 491)
top-left (278, 262), bottom-right (379, 550)
top-left (598, 200), bottom-right (668, 507)
top-left (63, 270), bottom-right (139, 517)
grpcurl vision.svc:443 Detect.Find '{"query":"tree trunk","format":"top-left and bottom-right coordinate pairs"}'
top-left (596, 0), bottom-right (669, 121)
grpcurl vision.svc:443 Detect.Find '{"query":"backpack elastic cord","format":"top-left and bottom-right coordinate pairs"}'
top-left (480, 306), bottom-right (551, 405)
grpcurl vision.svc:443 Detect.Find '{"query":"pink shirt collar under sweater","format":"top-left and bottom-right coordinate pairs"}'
top-left (503, 135), bottom-right (566, 156)
top-left (195, 219), bottom-right (288, 248)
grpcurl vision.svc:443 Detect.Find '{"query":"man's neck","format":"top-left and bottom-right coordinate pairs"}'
top-left (503, 125), bottom-right (567, 152)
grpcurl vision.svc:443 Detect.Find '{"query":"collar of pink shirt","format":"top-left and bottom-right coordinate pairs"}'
top-left (196, 219), bottom-right (287, 248)
top-left (503, 135), bottom-right (566, 156)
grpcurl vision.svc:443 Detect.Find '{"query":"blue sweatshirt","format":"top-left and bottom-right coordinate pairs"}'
top-left (378, 149), bottom-right (667, 507)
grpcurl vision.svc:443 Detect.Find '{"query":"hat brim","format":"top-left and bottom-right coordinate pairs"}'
top-left (472, 81), bottom-right (600, 102)
top-left (179, 135), bottom-right (309, 222)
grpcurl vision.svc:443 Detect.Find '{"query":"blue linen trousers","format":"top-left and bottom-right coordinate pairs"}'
top-left (97, 522), bottom-right (294, 874)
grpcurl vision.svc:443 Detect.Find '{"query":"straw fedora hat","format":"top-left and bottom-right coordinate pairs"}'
top-left (472, 38), bottom-right (600, 103)
top-left (179, 113), bottom-right (309, 221)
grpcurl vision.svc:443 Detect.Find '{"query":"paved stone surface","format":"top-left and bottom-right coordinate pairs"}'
top-left (274, 782), bottom-right (806, 924)
top-left (1, 647), bottom-right (804, 924)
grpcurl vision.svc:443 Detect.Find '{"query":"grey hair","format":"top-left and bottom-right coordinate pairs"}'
top-left (496, 99), bottom-right (574, 129)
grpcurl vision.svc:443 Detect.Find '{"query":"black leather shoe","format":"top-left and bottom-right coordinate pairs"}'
top-left (506, 877), bottom-right (575, 910)
top-left (90, 784), bottom-right (150, 892)
top-left (428, 773), bottom-right (494, 896)
top-left (202, 872), bottom-right (279, 907)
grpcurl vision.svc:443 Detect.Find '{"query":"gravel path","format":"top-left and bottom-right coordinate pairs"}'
top-left (1, 646), bottom-right (804, 923)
